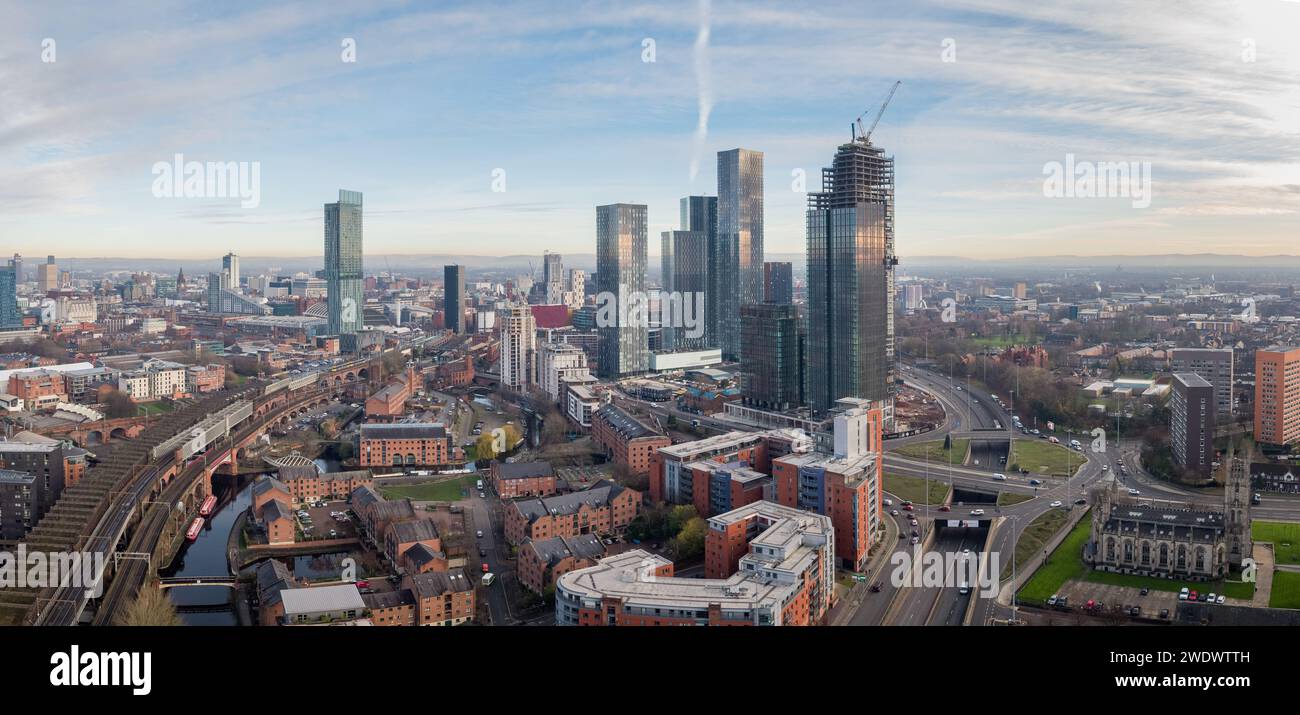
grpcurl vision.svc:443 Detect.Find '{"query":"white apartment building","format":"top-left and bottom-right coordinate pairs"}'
top-left (536, 342), bottom-right (590, 402)
top-left (500, 305), bottom-right (536, 391)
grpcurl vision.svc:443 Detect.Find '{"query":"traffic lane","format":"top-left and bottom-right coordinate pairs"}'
top-left (845, 507), bottom-right (913, 625)
top-left (467, 494), bottom-right (510, 624)
top-left (884, 528), bottom-right (969, 626)
top-left (929, 527), bottom-right (988, 625)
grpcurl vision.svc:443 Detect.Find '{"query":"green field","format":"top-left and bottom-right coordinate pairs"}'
top-left (1009, 439), bottom-right (1081, 477)
top-left (997, 492), bottom-right (1033, 507)
top-left (893, 438), bottom-right (969, 464)
top-left (139, 401), bottom-right (176, 415)
top-left (1252, 521), bottom-right (1300, 565)
top-left (1002, 507), bottom-right (1069, 579)
top-left (882, 473), bottom-right (951, 505)
top-left (380, 475), bottom-right (476, 502)
top-left (1269, 571), bottom-right (1300, 609)
top-left (1017, 517), bottom-right (1091, 603)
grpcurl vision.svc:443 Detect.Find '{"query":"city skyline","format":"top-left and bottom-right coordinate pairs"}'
top-left (4, 1), bottom-right (1298, 260)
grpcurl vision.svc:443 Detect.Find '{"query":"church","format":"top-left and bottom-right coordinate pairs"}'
top-left (1086, 454), bottom-right (1252, 581)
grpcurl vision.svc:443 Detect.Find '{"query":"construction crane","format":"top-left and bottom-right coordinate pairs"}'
top-left (854, 80), bottom-right (901, 144)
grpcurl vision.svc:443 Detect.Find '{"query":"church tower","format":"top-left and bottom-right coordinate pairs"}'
top-left (1224, 442), bottom-right (1253, 571)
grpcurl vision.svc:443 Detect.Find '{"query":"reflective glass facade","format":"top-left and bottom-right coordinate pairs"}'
top-left (324, 189), bottom-right (364, 337)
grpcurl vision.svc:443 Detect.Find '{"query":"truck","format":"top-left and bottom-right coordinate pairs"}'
top-left (481, 573), bottom-right (496, 586)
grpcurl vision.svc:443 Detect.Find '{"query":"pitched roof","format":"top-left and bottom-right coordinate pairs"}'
top-left (527, 534), bottom-right (606, 566)
top-left (389, 518), bottom-right (440, 544)
top-left (360, 423), bottom-right (447, 440)
top-left (511, 479), bottom-right (628, 523)
top-left (402, 543), bottom-right (447, 569)
top-left (406, 570), bottom-right (474, 599)
top-left (496, 461), bottom-right (554, 480)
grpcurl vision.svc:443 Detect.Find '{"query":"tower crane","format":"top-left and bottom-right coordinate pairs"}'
top-left (853, 80), bottom-right (901, 144)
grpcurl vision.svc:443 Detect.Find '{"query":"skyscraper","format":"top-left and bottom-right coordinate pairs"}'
top-left (763, 261), bottom-right (793, 304)
top-left (38, 256), bottom-right (58, 293)
top-left (324, 189), bottom-right (364, 338)
top-left (596, 203), bottom-right (648, 377)
top-left (1170, 348), bottom-right (1234, 418)
top-left (716, 149), bottom-right (764, 362)
top-left (661, 202), bottom-right (710, 351)
top-left (444, 265), bottom-right (466, 333)
top-left (805, 138), bottom-right (894, 414)
top-left (1171, 372), bottom-right (1215, 476)
top-left (1255, 346), bottom-right (1300, 447)
top-left (222, 252), bottom-right (241, 292)
top-left (0, 263), bottom-right (20, 328)
top-left (10, 254), bottom-right (22, 285)
top-left (680, 196), bottom-right (719, 349)
top-left (741, 303), bottom-right (802, 410)
top-left (501, 305), bottom-right (536, 390)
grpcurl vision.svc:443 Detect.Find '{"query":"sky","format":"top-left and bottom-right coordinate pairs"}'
top-left (1, 0), bottom-right (1298, 261)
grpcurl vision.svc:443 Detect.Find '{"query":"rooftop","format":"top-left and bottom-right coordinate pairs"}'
top-left (280, 584), bottom-right (366, 616)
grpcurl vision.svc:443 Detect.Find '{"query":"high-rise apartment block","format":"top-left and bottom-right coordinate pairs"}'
top-left (324, 189), bottom-right (365, 339)
top-left (741, 303), bottom-right (802, 411)
top-left (716, 149), bottom-right (764, 362)
top-left (500, 305), bottom-right (536, 390)
top-left (1171, 372), bottom-right (1215, 476)
top-left (1170, 348), bottom-right (1234, 418)
top-left (1255, 346), bottom-right (1300, 447)
top-left (444, 265), bottom-right (466, 333)
top-left (595, 203), bottom-right (649, 377)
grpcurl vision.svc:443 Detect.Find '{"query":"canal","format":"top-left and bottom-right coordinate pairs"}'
top-left (160, 457), bottom-right (344, 626)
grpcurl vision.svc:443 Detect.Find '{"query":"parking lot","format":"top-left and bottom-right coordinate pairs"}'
top-left (1052, 579), bottom-right (1180, 620)
top-left (295, 500), bottom-right (359, 540)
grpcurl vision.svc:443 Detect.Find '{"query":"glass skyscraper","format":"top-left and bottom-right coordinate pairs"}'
top-left (717, 148), bottom-right (764, 362)
top-left (660, 227), bottom-right (709, 351)
top-left (596, 203), bottom-right (648, 377)
top-left (444, 264), bottom-right (466, 333)
top-left (679, 196), bottom-right (718, 350)
top-left (806, 140), bottom-right (894, 414)
top-left (0, 263), bottom-right (20, 328)
top-left (324, 189), bottom-right (364, 338)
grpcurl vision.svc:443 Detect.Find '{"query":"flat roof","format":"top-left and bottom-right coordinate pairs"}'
top-left (280, 584), bottom-right (366, 616)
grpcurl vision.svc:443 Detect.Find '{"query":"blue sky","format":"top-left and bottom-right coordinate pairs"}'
top-left (2, 0), bottom-right (1298, 260)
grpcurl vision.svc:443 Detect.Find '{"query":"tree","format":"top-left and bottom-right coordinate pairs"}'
top-left (101, 388), bottom-right (137, 418)
top-left (671, 516), bottom-right (707, 561)
top-left (115, 583), bottom-right (183, 626)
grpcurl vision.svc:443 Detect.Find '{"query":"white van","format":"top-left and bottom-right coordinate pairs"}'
top-left (482, 573), bottom-right (496, 586)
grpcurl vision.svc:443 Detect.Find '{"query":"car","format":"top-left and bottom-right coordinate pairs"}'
top-left (969, 509), bottom-right (985, 516)
top-left (356, 580), bottom-right (370, 589)
top-left (1189, 590), bottom-right (1199, 602)
top-left (869, 582), bottom-right (881, 593)
top-left (909, 519), bottom-right (918, 527)
top-left (1179, 586), bottom-right (1189, 598)
top-left (883, 498), bottom-right (893, 506)
top-left (961, 548), bottom-right (971, 555)
top-left (479, 547), bottom-right (486, 556)
top-left (890, 509), bottom-right (899, 516)
top-left (1050, 500), bottom-right (1062, 508)
top-left (1128, 488), bottom-right (1140, 496)
top-left (992, 473), bottom-right (1007, 481)
top-left (1160, 609), bottom-right (1170, 619)
top-left (1206, 592), bottom-right (1216, 603)
top-left (476, 530), bottom-right (483, 538)
top-left (1029, 479), bottom-right (1043, 486)
top-left (911, 529), bottom-right (919, 537)
top-left (1216, 595), bottom-right (1226, 604)
top-left (1047, 595), bottom-right (1059, 606)
top-left (910, 536), bottom-right (920, 545)
top-left (955, 386), bottom-right (963, 391)
top-left (901, 500), bottom-right (913, 507)
top-left (903, 504), bottom-right (914, 511)
top-left (1101, 464), bottom-right (1110, 471)
top-left (1140, 587), bottom-right (1150, 596)
top-left (1129, 606), bottom-right (1141, 617)
top-left (1085, 599), bottom-right (1096, 611)
top-left (328, 529), bottom-right (338, 537)
top-left (481, 562), bottom-right (490, 573)
top-left (1074, 498), bottom-right (1087, 505)
top-left (938, 505), bottom-right (951, 512)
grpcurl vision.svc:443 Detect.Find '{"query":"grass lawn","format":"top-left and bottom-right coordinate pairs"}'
top-left (1002, 508), bottom-right (1069, 579)
top-left (997, 492), bottom-right (1033, 507)
top-left (1018, 518), bottom-right (1091, 604)
top-left (1269, 570), bottom-right (1300, 609)
top-left (882, 472), bottom-right (951, 505)
top-left (893, 438), bottom-right (969, 464)
top-left (1252, 521), bottom-right (1300, 565)
top-left (1009, 439), bottom-right (1081, 477)
top-left (380, 475), bottom-right (476, 502)
top-left (139, 401), bottom-right (176, 415)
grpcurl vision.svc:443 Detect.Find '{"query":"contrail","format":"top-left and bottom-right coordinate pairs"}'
top-left (688, 0), bottom-right (712, 182)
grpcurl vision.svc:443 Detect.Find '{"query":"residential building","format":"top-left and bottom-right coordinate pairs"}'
top-left (504, 479), bottom-right (642, 545)
top-left (741, 303), bottom-right (802, 411)
top-left (1171, 373), bottom-right (1216, 476)
top-left (536, 342), bottom-right (590, 402)
top-left (518, 533), bottom-right (605, 594)
top-left (661, 220), bottom-right (709, 351)
top-left (279, 584), bottom-right (366, 625)
top-left (444, 264), bottom-right (466, 334)
top-left (596, 203), bottom-right (649, 377)
top-left (591, 404), bottom-right (670, 478)
top-left (1255, 346), bottom-right (1300, 447)
top-left (500, 304), bottom-right (537, 390)
top-left (1170, 348), bottom-right (1234, 418)
top-left (716, 149), bottom-right (764, 362)
top-left (358, 423), bottom-right (451, 467)
top-left (324, 189), bottom-right (365, 340)
top-left (805, 134), bottom-right (895, 414)
top-left (401, 570), bottom-right (476, 626)
top-left (556, 501), bottom-right (834, 626)
top-left (491, 461), bottom-right (558, 499)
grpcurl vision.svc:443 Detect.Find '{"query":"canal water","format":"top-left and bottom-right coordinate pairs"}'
top-left (160, 457), bottom-right (344, 626)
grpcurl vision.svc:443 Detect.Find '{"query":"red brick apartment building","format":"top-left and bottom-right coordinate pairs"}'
top-left (278, 464), bottom-right (372, 502)
top-left (365, 365), bottom-right (419, 419)
top-left (591, 404), bottom-right (670, 478)
top-left (1256, 346), bottom-right (1300, 447)
top-left (359, 570), bottom-right (477, 626)
top-left (504, 479), bottom-right (642, 545)
top-left (434, 355), bottom-right (474, 388)
top-left (492, 461), bottom-right (558, 498)
top-left (517, 533), bottom-right (605, 594)
top-left (556, 501), bottom-right (834, 626)
top-left (358, 423), bottom-right (451, 467)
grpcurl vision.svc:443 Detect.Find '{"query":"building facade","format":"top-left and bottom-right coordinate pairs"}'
top-left (1255, 346), bottom-right (1300, 447)
top-left (1170, 372), bottom-right (1215, 476)
top-left (324, 189), bottom-right (365, 339)
top-left (740, 303), bottom-right (802, 411)
top-left (444, 264), bottom-right (466, 334)
top-left (595, 203), bottom-right (649, 377)
top-left (1170, 348), bottom-right (1234, 418)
